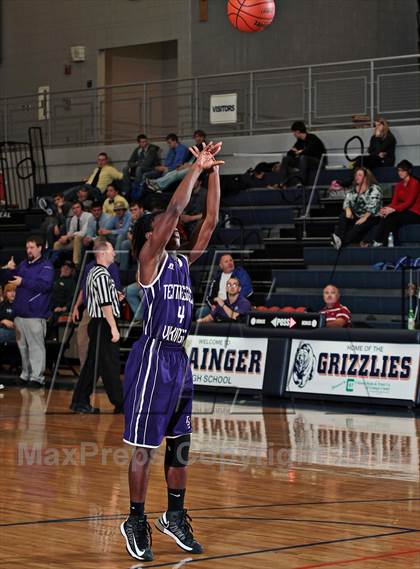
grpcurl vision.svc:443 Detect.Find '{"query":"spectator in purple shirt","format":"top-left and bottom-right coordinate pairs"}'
top-left (197, 277), bottom-right (252, 323)
top-left (2, 236), bottom-right (54, 386)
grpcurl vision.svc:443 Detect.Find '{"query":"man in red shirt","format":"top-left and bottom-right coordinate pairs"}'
top-left (372, 160), bottom-right (420, 246)
top-left (319, 285), bottom-right (351, 328)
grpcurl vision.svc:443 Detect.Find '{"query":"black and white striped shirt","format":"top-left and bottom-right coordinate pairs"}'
top-left (86, 264), bottom-right (120, 318)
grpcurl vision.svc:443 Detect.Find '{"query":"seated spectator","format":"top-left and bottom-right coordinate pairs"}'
top-left (53, 201), bottom-right (93, 266)
top-left (331, 167), bottom-right (382, 249)
top-left (102, 185), bottom-right (129, 216)
top-left (197, 277), bottom-right (252, 322)
top-left (76, 187), bottom-right (93, 211)
top-left (354, 118), bottom-right (396, 170)
top-left (48, 154), bottom-right (125, 205)
top-left (98, 203), bottom-right (131, 246)
top-left (147, 130), bottom-right (206, 194)
top-left (319, 285), bottom-right (351, 328)
top-left (0, 283), bottom-right (16, 343)
top-left (50, 260), bottom-right (77, 314)
top-left (84, 152), bottom-right (124, 196)
top-left (52, 192), bottom-right (72, 217)
top-left (242, 162), bottom-right (282, 189)
top-left (116, 201), bottom-right (146, 271)
top-left (208, 254), bottom-right (253, 301)
top-left (372, 160), bottom-right (420, 247)
top-left (180, 178), bottom-right (207, 239)
top-left (154, 133), bottom-right (190, 177)
top-left (41, 192), bottom-right (72, 249)
top-left (48, 260), bottom-right (77, 340)
top-left (82, 201), bottom-right (112, 250)
top-left (123, 133), bottom-right (160, 188)
top-left (196, 254), bottom-right (253, 319)
top-left (278, 121), bottom-right (327, 187)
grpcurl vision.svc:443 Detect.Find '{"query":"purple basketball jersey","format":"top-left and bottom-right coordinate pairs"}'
top-left (140, 252), bottom-right (193, 344)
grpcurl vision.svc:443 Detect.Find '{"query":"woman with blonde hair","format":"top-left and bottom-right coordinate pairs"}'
top-left (0, 283), bottom-right (17, 343)
top-left (354, 117), bottom-right (396, 170)
top-left (331, 167), bottom-right (382, 249)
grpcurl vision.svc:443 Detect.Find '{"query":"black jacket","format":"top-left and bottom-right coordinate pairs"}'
top-left (368, 132), bottom-right (396, 166)
top-left (51, 276), bottom-right (77, 310)
top-left (127, 144), bottom-right (160, 170)
top-left (0, 300), bottom-right (15, 326)
top-left (291, 133), bottom-right (327, 162)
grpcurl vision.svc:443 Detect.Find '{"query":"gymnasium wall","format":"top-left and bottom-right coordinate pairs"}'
top-left (0, 0), bottom-right (417, 98)
top-left (190, 0), bottom-right (418, 76)
top-left (0, 0), bottom-right (193, 97)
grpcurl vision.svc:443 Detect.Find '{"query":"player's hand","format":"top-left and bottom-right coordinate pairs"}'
top-left (111, 327), bottom-right (120, 343)
top-left (5, 256), bottom-right (16, 270)
top-left (215, 297), bottom-right (224, 307)
top-left (189, 142), bottom-right (224, 170)
top-left (71, 306), bottom-right (80, 324)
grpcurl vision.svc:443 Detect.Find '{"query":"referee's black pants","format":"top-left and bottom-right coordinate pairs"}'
top-left (71, 318), bottom-right (123, 408)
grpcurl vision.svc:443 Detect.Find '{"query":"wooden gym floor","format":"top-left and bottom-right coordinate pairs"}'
top-left (1, 386), bottom-right (420, 568)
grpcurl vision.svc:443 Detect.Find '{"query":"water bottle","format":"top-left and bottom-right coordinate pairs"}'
top-left (408, 308), bottom-right (416, 330)
top-left (387, 232), bottom-right (394, 247)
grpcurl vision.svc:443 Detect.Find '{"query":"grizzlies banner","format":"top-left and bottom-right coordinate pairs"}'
top-left (185, 335), bottom-right (268, 389)
top-left (286, 339), bottom-right (420, 401)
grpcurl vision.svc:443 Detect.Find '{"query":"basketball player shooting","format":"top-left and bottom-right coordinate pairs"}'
top-left (120, 142), bottom-right (224, 561)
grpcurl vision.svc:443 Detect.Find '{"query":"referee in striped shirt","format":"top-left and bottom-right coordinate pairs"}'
top-left (70, 240), bottom-right (123, 414)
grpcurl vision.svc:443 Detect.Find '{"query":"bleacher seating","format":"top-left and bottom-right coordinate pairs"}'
top-left (1, 162), bottom-right (419, 368)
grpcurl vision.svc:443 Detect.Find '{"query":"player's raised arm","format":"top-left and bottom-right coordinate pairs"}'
top-left (139, 143), bottom-right (223, 263)
top-left (187, 162), bottom-right (222, 265)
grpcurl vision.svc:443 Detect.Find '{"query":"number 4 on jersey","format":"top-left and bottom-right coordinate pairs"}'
top-left (178, 305), bottom-right (185, 324)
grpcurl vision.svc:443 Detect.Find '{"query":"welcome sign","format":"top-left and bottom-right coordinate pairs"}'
top-left (185, 335), bottom-right (268, 389)
top-left (286, 339), bottom-right (420, 401)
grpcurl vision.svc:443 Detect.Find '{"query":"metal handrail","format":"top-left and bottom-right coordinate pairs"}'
top-left (1, 53), bottom-right (419, 102)
top-left (1, 53), bottom-right (419, 147)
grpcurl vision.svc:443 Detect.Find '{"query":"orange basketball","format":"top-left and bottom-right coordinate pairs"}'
top-left (227, 0), bottom-right (276, 33)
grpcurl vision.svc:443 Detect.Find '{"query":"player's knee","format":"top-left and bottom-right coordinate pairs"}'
top-left (130, 446), bottom-right (155, 470)
top-left (165, 434), bottom-right (191, 468)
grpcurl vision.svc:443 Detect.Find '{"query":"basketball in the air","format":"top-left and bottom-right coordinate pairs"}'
top-left (227, 0), bottom-right (276, 33)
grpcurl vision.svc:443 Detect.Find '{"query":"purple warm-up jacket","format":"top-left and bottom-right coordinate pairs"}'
top-left (7, 256), bottom-right (54, 319)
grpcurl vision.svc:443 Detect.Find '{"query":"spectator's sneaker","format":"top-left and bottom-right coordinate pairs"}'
top-left (120, 514), bottom-right (153, 561)
top-left (155, 510), bottom-right (203, 554)
top-left (38, 198), bottom-right (54, 216)
top-left (372, 241), bottom-right (384, 248)
top-left (145, 179), bottom-right (162, 193)
top-left (331, 233), bottom-right (342, 250)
